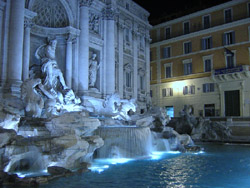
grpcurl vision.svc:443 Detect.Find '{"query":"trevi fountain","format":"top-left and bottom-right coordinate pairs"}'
top-left (0, 0), bottom-right (248, 187)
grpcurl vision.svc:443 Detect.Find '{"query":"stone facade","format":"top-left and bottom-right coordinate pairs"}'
top-left (0, 0), bottom-right (151, 112)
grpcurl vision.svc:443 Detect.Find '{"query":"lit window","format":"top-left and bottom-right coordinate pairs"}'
top-left (162, 88), bottom-right (173, 97)
top-left (183, 85), bottom-right (195, 95)
top-left (203, 83), bottom-right (215, 93)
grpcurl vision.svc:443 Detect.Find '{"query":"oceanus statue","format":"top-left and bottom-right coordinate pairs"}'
top-left (21, 38), bottom-right (83, 118)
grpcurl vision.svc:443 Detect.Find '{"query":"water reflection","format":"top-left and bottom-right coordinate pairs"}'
top-left (35, 144), bottom-right (250, 188)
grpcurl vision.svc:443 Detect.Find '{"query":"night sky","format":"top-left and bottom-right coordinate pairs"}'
top-left (133, 0), bottom-right (232, 25)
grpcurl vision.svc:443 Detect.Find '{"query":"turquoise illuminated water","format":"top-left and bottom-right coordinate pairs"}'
top-left (7, 143), bottom-right (250, 188)
top-left (37, 143), bottom-right (250, 188)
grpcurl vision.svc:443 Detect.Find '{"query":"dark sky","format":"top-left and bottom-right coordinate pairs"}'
top-left (133, 0), bottom-right (231, 25)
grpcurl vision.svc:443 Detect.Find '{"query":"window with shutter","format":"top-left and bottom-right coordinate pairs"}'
top-left (202, 37), bottom-right (212, 50)
top-left (223, 31), bottom-right (235, 45)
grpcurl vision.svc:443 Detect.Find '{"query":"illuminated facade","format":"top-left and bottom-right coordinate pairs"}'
top-left (0, 0), bottom-right (151, 112)
top-left (150, 0), bottom-right (250, 117)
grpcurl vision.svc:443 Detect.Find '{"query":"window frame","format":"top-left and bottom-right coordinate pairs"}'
top-left (165, 26), bottom-right (171, 40)
top-left (164, 63), bottom-right (173, 78)
top-left (183, 41), bottom-right (192, 54)
top-left (183, 59), bottom-right (192, 75)
top-left (183, 21), bottom-right (190, 34)
top-left (224, 50), bottom-right (236, 68)
top-left (162, 46), bottom-right (171, 59)
top-left (223, 31), bottom-right (235, 45)
top-left (202, 14), bottom-right (211, 29)
top-left (203, 83), bottom-right (215, 93)
top-left (224, 8), bottom-right (233, 23)
top-left (201, 36), bottom-right (213, 50)
top-left (202, 55), bottom-right (213, 72)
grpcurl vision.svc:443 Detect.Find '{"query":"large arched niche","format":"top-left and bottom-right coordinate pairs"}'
top-left (27, 0), bottom-right (74, 27)
top-left (27, 0), bottom-right (79, 79)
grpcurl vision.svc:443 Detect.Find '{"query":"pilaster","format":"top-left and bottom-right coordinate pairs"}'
top-left (66, 34), bottom-right (75, 88)
top-left (22, 9), bottom-right (36, 81)
top-left (103, 4), bottom-right (115, 95)
top-left (118, 23), bottom-right (124, 98)
top-left (78, 0), bottom-right (93, 94)
top-left (7, 0), bottom-right (25, 96)
top-left (132, 29), bottom-right (138, 99)
top-left (0, 1), bottom-right (6, 85)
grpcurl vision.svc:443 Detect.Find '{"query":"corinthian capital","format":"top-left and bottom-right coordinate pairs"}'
top-left (102, 6), bottom-right (115, 20)
top-left (80, 0), bottom-right (93, 7)
top-left (24, 17), bottom-right (34, 28)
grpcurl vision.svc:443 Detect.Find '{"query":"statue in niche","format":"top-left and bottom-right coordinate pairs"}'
top-left (89, 53), bottom-right (99, 88)
top-left (35, 39), bottom-right (68, 96)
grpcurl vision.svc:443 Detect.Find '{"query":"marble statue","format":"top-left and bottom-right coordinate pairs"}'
top-left (35, 39), bottom-right (67, 96)
top-left (21, 38), bottom-right (83, 118)
top-left (89, 53), bottom-right (99, 88)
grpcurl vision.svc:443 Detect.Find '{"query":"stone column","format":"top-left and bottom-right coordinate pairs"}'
top-left (66, 34), bottom-right (74, 88)
top-left (22, 10), bottom-right (36, 81)
top-left (7, 0), bottom-right (25, 92)
top-left (103, 5), bottom-right (115, 95)
top-left (118, 23), bottom-right (124, 98)
top-left (145, 35), bottom-right (151, 97)
top-left (22, 18), bottom-right (33, 81)
top-left (133, 30), bottom-right (138, 99)
top-left (0, 1), bottom-right (6, 82)
top-left (78, 0), bottom-right (92, 94)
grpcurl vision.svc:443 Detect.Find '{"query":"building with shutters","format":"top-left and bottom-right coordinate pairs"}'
top-left (150, 0), bottom-right (250, 117)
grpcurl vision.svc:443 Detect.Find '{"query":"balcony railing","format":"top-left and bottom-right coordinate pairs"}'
top-left (214, 66), bottom-right (243, 75)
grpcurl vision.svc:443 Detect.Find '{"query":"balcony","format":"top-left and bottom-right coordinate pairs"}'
top-left (212, 65), bottom-right (250, 82)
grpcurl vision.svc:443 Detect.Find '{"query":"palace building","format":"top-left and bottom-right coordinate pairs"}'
top-left (150, 0), bottom-right (250, 117)
top-left (0, 0), bottom-right (151, 112)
